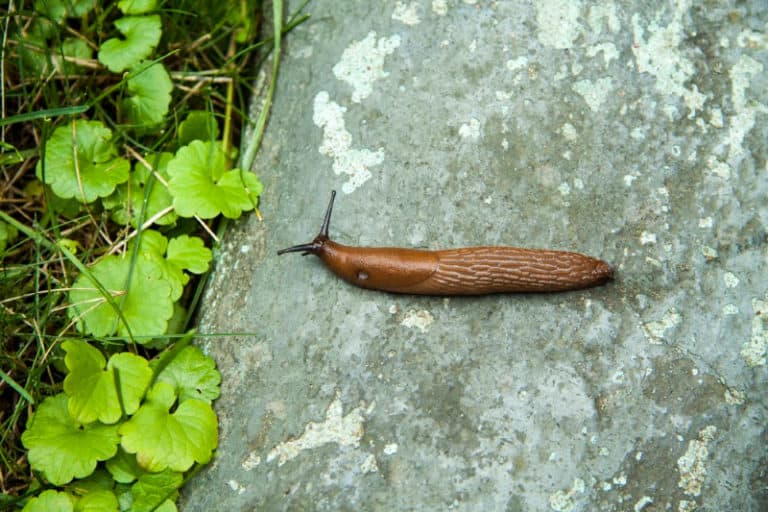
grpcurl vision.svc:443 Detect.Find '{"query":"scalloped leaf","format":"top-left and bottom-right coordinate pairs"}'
top-left (76, 489), bottom-right (119, 512)
top-left (68, 254), bottom-right (174, 340)
top-left (118, 0), bottom-right (158, 14)
top-left (21, 489), bottom-right (73, 512)
top-left (106, 447), bottom-right (144, 484)
top-left (166, 235), bottom-right (211, 275)
top-left (36, 120), bottom-right (130, 203)
top-left (34, 0), bottom-right (94, 21)
top-left (119, 381), bottom-right (217, 472)
top-left (156, 345), bottom-right (220, 403)
top-left (21, 394), bottom-right (119, 485)
top-left (63, 340), bottom-right (152, 424)
top-left (130, 469), bottom-right (182, 512)
top-left (129, 230), bottom-right (186, 301)
top-left (59, 38), bottom-right (92, 74)
top-left (178, 110), bottom-right (219, 146)
top-left (98, 15), bottom-right (161, 73)
top-left (122, 62), bottom-right (172, 128)
top-left (167, 140), bottom-right (263, 219)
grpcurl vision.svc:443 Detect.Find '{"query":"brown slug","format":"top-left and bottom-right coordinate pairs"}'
top-left (277, 191), bottom-right (613, 295)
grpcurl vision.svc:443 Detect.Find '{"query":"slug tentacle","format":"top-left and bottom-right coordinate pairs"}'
top-left (277, 191), bottom-right (613, 295)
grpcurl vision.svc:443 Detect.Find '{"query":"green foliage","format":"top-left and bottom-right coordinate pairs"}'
top-left (103, 153), bottom-right (177, 227)
top-left (22, 394), bottom-right (120, 486)
top-left (21, 342), bottom-right (220, 508)
top-left (127, 469), bottom-right (182, 512)
top-left (21, 489), bottom-right (73, 512)
top-left (168, 140), bottom-right (263, 219)
top-left (34, 0), bottom-right (94, 21)
top-left (120, 381), bottom-right (217, 472)
top-left (118, 0), bottom-right (158, 15)
top-left (0, 219), bottom-right (18, 256)
top-left (178, 111), bottom-right (220, 146)
top-left (5, 0), bottom-right (307, 507)
top-left (155, 345), bottom-right (221, 403)
top-left (98, 16), bottom-right (162, 73)
top-left (36, 120), bottom-right (131, 203)
top-left (63, 340), bottom-right (152, 424)
top-left (123, 62), bottom-right (173, 128)
top-left (68, 253), bottom-right (175, 339)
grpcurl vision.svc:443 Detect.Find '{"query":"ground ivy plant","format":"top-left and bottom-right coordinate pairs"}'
top-left (0, 0), bottom-right (298, 509)
top-left (21, 341), bottom-right (220, 512)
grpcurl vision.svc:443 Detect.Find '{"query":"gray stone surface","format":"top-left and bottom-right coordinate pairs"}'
top-left (181, 1), bottom-right (768, 510)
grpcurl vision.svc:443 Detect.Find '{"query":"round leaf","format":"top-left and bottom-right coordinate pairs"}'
top-left (167, 140), bottom-right (263, 219)
top-left (129, 230), bottom-right (187, 301)
top-left (119, 382), bottom-right (218, 472)
top-left (77, 489), bottom-right (119, 512)
top-left (21, 394), bottom-right (119, 485)
top-left (98, 15), bottom-right (161, 73)
top-left (178, 110), bottom-right (219, 146)
top-left (106, 448), bottom-right (144, 484)
top-left (63, 340), bottom-right (152, 424)
top-left (130, 469), bottom-right (182, 512)
top-left (118, 0), bottom-right (158, 14)
top-left (166, 235), bottom-right (211, 275)
top-left (68, 255), bottom-right (174, 340)
top-left (21, 490), bottom-right (73, 512)
top-left (156, 345), bottom-right (220, 403)
top-left (36, 120), bottom-right (130, 203)
top-left (122, 62), bottom-right (172, 127)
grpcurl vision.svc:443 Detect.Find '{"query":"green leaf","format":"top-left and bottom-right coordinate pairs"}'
top-left (118, 0), bottom-right (158, 14)
top-left (129, 230), bottom-right (186, 301)
top-left (22, 489), bottom-right (73, 512)
top-left (36, 120), bottom-right (130, 203)
top-left (156, 345), bottom-right (220, 403)
top-left (63, 340), bottom-right (152, 424)
top-left (178, 111), bottom-right (219, 146)
top-left (34, 0), bottom-right (94, 21)
top-left (98, 16), bottom-right (162, 73)
top-left (122, 62), bottom-right (173, 128)
top-left (130, 469), bottom-right (182, 512)
top-left (59, 38), bottom-right (92, 74)
top-left (167, 140), bottom-right (263, 219)
top-left (104, 153), bottom-right (177, 228)
top-left (66, 469), bottom-right (115, 494)
top-left (75, 489), bottom-right (119, 512)
top-left (106, 447), bottom-right (144, 484)
top-left (68, 254), bottom-right (174, 340)
top-left (21, 394), bottom-right (119, 485)
top-left (119, 381), bottom-right (218, 472)
top-left (166, 235), bottom-right (211, 274)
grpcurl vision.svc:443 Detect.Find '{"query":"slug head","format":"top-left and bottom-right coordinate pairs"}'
top-left (276, 190), bottom-right (336, 256)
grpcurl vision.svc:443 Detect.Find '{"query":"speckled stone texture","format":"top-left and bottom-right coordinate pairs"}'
top-left (181, 1), bottom-right (767, 510)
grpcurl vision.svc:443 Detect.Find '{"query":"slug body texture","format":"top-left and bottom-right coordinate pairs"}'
top-left (277, 191), bottom-right (614, 295)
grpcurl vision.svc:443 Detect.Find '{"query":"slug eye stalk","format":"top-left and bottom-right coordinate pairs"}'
top-left (276, 191), bottom-right (336, 255)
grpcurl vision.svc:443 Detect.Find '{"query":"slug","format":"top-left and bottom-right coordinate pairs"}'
top-left (277, 191), bottom-right (613, 295)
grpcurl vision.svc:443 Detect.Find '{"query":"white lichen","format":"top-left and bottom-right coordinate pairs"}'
top-left (392, 2), bottom-right (420, 25)
top-left (643, 308), bottom-right (681, 344)
top-left (332, 31), bottom-right (401, 103)
top-left (740, 297), bottom-right (768, 367)
top-left (677, 425), bottom-right (717, 496)
top-left (312, 91), bottom-right (384, 193)
top-left (267, 391), bottom-right (367, 466)
top-left (401, 309), bottom-right (434, 332)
